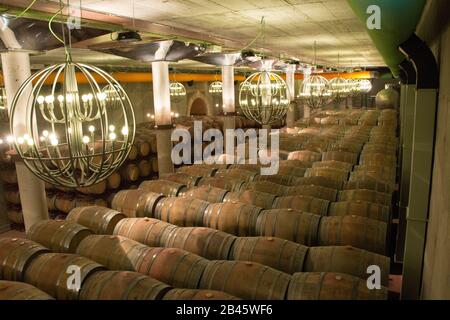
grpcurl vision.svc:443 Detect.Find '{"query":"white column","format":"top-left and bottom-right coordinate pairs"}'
top-left (221, 66), bottom-right (235, 115)
top-left (286, 64), bottom-right (297, 127)
top-left (151, 61), bottom-right (174, 175)
top-left (1, 52), bottom-right (49, 232)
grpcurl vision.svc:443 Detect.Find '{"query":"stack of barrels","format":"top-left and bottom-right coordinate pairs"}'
top-left (0, 108), bottom-right (397, 300)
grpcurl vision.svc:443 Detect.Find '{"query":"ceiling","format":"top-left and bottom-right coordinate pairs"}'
top-left (35, 0), bottom-right (385, 70)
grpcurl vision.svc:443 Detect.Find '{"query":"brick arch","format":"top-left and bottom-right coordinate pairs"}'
top-left (187, 90), bottom-right (214, 116)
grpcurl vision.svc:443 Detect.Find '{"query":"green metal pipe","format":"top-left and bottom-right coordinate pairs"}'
top-left (347, 0), bottom-right (426, 77)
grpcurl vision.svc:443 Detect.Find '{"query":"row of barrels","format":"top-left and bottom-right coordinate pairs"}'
top-left (64, 207), bottom-right (390, 284)
top-left (108, 188), bottom-right (387, 255)
top-left (0, 237), bottom-right (236, 300)
top-left (1, 222), bottom-right (388, 300)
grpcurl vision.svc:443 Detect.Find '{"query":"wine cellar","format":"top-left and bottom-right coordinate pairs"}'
top-left (0, 0), bottom-right (449, 302)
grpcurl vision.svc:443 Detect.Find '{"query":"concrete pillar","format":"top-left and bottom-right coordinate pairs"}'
top-left (286, 65), bottom-right (297, 127)
top-left (221, 65), bottom-right (235, 130)
top-left (151, 61), bottom-right (174, 175)
top-left (1, 52), bottom-right (49, 232)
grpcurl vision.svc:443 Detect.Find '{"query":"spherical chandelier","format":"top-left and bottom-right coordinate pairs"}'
top-left (358, 79), bottom-right (373, 93)
top-left (208, 81), bottom-right (223, 95)
top-left (299, 75), bottom-right (332, 109)
top-left (9, 62), bottom-right (136, 188)
top-left (239, 70), bottom-right (289, 125)
top-left (346, 79), bottom-right (361, 97)
top-left (329, 77), bottom-right (351, 102)
top-left (169, 81), bottom-right (186, 102)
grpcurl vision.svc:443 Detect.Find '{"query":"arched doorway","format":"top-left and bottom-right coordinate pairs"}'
top-left (190, 97), bottom-right (208, 115)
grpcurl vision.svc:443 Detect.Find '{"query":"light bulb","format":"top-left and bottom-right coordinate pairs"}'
top-left (45, 95), bottom-right (54, 104)
top-left (42, 130), bottom-right (49, 137)
top-left (67, 128), bottom-right (72, 134)
top-left (82, 95), bottom-right (88, 103)
top-left (109, 125), bottom-right (115, 132)
top-left (17, 137), bottom-right (24, 145)
top-left (37, 96), bottom-right (45, 104)
top-left (97, 92), bottom-right (107, 101)
top-left (121, 127), bottom-right (128, 135)
top-left (6, 135), bottom-right (14, 143)
top-left (82, 136), bottom-right (90, 144)
top-left (40, 136), bottom-right (45, 142)
top-left (57, 95), bottom-right (64, 103)
top-left (49, 133), bottom-right (56, 140)
top-left (146, 113), bottom-right (150, 118)
top-left (50, 138), bottom-right (58, 146)
top-left (0, 139), bottom-right (3, 144)
top-left (66, 94), bottom-right (73, 103)
top-left (88, 125), bottom-right (95, 133)
top-left (151, 115), bottom-right (155, 119)
top-left (87, 93), bottom-right (93, 101)
top-left (27, 139), bottom-right (34, 146)
top-left (171, 112), bottom-right (174, 116)
top-left (175, 113), bottom-right (179, 118)
top-left (109, 132), bottom-right (117, 140)
top-left (23, 134), bottom-right (29, 140)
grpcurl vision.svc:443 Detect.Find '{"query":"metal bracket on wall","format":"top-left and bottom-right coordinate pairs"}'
top-left (398, 33), bottom-right (439, 300)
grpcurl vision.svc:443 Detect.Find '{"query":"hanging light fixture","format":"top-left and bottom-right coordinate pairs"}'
top-left (169, 81), bottom-right (186, 101)
top-left (299, 75), bottom-right (332, 109)
top-left (8, 2), bottom-right (135, 188)
top-left (329, 76), bottom-right (351, 102)
top-left (358, 79), bottom-right (373, 93)
top-left (239, 60), bottom-right (289, 125)
top-left (208, 81), bottom-right (223, 94)
top-left (346, 78), bottom-right (361, 97)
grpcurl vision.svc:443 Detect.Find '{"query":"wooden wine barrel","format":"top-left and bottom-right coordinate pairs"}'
top-left (287, 272), bottom-right (388, 300)
top-left (27, 220), bottom-right (93, 253)
top-left (197, 176), bottom-right (245, 192)
top-left (138, 160), bottom-right (153, 177)
top-left (304, 246), bottom-right (390, 286)
top-left (114, 218), bottom-right (177, 247)
top-left (322, 151), bottom-right (358, 164)
top-left (7, 209), bottom-right (24, 224)
top-left (203, 202), bottom-right (262, 236)
top-left (295, 176), bottom-right (343, 190)
top-left (4, 190), bottom-right (20, 205)
top-left (139, 180), bottom-right (187, 197)
top-left (230, 237), bottom-right (308, 274)
top-left (285, 185), bottom-right (337, 202)
top-left (180, 186), bottom-right (229, 203)
top-left (279, 160), bottom-right (313, 168)
top-left (223, 190), bottom-right (277, 209)
top-left (159, 172), bottom-right (201, 187)
top-left (67, 206), bottom-right (126, 234)
top-left (338, 189), bottom-right (392, 206)
top-left (155, 197), bottom-right (209, 227)
top-left (349, 171), bottom-right (395, 186)
top-left (134, 140), bottom-right (151, 157)
top-left (343, 180), bottom-right (394, 194)
top-left (255, 210), bottom-right (321, 246)
top-left (178, 166), bottom-right (217, 177)
top-left (53, 195), bottom-right (107, 214)
top-left (277, 166), bottom-right (307, 177)
top-left (199, 260), bottom-right (291, 300)
top-left (228, 164), bottom-right (261, 172)
top-left (0, 238), bottom-right (49, 281)
top-left (272, 195), bottom-right (329, 216)
top-left (106, 172), bottom-right (122, 189)
top-left (162, 289), bottom-right (239, 300)
top-left (241, 181), bottom-right (288, 196)
top-left (287, 150), bottom-right (322, 162)
top-left (24, 253), bottom-right (103, 300)
top-left (362, 144), bottom-right (397, 154)
top-left (111, 190), bottom-right (165, 218)
top-left (127, 145), bottom-right (139, 161)
top-left (330, 142), bottom-right (362, 153)
top-left (79, 271), bottom-right (171, 300)
top-left (162, 227), bottom-right (236, 260)
top-left (253, 174), bottom-right (299, 186)
top-left (215, 168), bottom-right (257, 182)
top-left (77, 180), bottom-right (107, 195)
top-left (120, 163), bottom-right (140, 182)
top-left (318, 216), bottom-right (387, 254)
top-left (77, 235), bottom-right (208, 289)
top-left (0, 281), bottom-right (54, 300)
top-left (328, 201), bottom-right (390, 222)
top-left (305, 167), bottom-right (349, 182)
